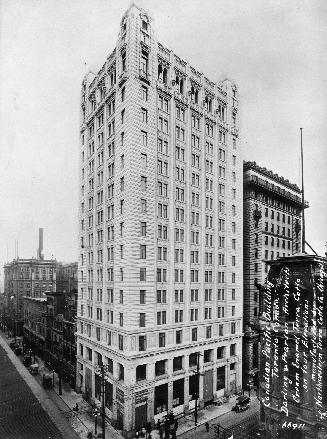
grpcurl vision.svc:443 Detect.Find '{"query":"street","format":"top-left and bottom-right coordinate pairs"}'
top-left (178, 398), bottom-right (260, 439)
top-left (0, 342), bottom-right (66, 439)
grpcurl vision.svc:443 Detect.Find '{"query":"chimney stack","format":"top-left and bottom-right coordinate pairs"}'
top-left (38, 228), bottom-right (44, 260)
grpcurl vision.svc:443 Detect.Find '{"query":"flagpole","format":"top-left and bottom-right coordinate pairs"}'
top-left (300, 128), bottom-right (305, 253)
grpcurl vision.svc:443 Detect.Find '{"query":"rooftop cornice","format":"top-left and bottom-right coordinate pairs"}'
top-left (244, 160), bottom-right (301, 193)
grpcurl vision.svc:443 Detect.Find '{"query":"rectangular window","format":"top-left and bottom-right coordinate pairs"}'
top-left (139, 335), bottom-right (146, 351)
top-left (140, 245), bottom-right (147, 259)
top-left (140, 268), bottom-right (146, 281)
top-left (139, 313), bottom-right (146, 327)
top-left (140, 290), bottom-right (146, 304)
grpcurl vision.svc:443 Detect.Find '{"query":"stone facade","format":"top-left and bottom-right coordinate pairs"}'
top-left (77, 5), bottom-right (243, 437)
top-left (3, 258), bottom-right (56, 336)
top-left (243, 161), bottom-right (306, 389)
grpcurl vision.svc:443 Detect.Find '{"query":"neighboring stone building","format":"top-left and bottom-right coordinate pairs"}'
top-left (259, 254), bottom-right (327, 438)
top-left (243, 161), bottom-right (307, 390)
top-left (3, 258), bottom-right (56, 336)
top-left (77, 4), bottom-right (242, 437)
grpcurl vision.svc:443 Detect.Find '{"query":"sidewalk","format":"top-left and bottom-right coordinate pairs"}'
top-left (1, 330), bottom-right (258, 439)
top-left (0, 331), bottom-right (123, 439)
top-left (143, 391), bottom-right (258, 438)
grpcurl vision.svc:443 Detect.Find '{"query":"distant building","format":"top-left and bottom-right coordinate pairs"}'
top-left (3, 258), bottom-right (56, 336)
top-left (77, 4), bottom-right (242, 436)
top-left (56, 262), bottom-right (78, 294)
top-left (44, 290), bottom-right (77, 387)
top-left (259, 254), bottom-right (327, 438)
top-left (23, 289), bottom-right (77, 387)
top-left (243, 161), bottom-right (307, 389)
top-left (23, 296), bottom-right (47, 357)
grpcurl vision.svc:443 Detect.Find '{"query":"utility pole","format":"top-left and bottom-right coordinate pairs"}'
top-left (300, 128), bottom-right (305, 253)
top-left (95, 361), bottom-right (109, 439)
top-left (101, 364), bottom-right (106, 439)
top-left (194, 352), bottom-right (203, 426)
top-left (59, 340), bottom-right (63, 395)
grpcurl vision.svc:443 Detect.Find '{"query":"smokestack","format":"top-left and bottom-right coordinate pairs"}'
top-left (38, 228), bottom-right (44, 260)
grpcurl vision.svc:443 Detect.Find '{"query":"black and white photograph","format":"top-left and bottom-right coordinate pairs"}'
top-left (0, 1), bottom-right (326, 438)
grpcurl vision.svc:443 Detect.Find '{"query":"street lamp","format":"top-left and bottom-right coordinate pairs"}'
top-left (93, 407), bottom-right (100, 435)
top-left (95, 361), bottom-right (110, 439)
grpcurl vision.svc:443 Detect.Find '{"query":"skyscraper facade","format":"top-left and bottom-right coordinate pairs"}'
top-left (243, 161), bottom-right (306, 390)
top-left (77, 5), bottom-right (242, 436)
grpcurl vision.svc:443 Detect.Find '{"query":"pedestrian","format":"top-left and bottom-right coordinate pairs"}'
top-left (174, 419), bottom-right (178, 431)
top-left (73, 403), bottom-right (79, 412)
top-left (205, 422), bottom-right (210, 432)
top-left (159, 425), bottom-right (165, 439)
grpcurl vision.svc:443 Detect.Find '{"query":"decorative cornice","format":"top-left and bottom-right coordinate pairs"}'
top-left (204, 77), bottom-right (215, 89)
top-left (157, 81), bottom-right (172, 97)
top-left (243, 161), bottom-right (301, 193)
top-left (174, 54), bottom-right (187, 68)
top-left (190, 66), bottom-right (202, 79)
top-left (205, 114), bottom-right (216, 125)
top-left (217, 96), bottom-right (228, 107)
top-left (190, 102), bottom-right (203, 116)
top-left (158, 42), bottom-right (170, 59)
top-left (174, 66), bottom-right (186, 79)
top-left (190, 78), bottom-right (201, 89)
top-left (204, 88), bottom-right (215, 99)
top-left (158, 55), bottom-right (170, 68)
top-left (174, 93), bottom-right (188, 108)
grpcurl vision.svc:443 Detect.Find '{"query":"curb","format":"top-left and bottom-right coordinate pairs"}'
top-left (0, 333), bottom-right (80, 439)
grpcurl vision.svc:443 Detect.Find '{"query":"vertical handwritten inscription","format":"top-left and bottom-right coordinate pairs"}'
top-left (315, 263), bottom-right (326, 420)
top-left (281, 267), bottom-right (290, 416)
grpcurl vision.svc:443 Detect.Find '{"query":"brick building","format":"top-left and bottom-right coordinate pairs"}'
top-left (3, 258), bottom-right (56, 337)
top-left (45, 290), bottom-right (77, 387)
top-left (77, 5), bottom-right (243, 437)
top-left (23, 296), bottom-right (47, 358)
top-left (243, 161), bottom-right (307, 389)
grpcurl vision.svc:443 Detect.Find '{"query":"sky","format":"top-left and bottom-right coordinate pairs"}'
top-left (0, 0), bottom-right (326, 287)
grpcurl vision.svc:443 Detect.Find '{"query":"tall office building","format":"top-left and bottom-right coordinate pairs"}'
top-left (77, 5), bottom-right (242, 436)
top-left (243, 161), bottom-right (306, 389)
